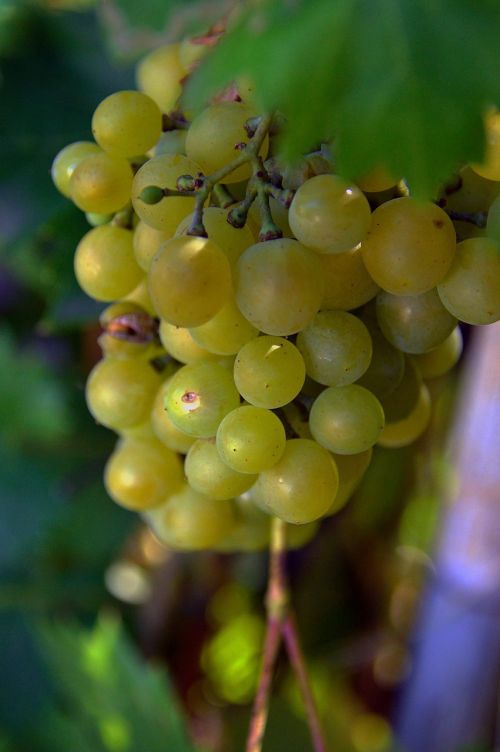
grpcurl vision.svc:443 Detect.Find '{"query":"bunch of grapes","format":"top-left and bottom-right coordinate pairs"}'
top-left (51, 39), bottom-right (500, 555)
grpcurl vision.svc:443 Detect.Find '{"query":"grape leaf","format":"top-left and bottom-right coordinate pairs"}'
top-left (185, 0), bottom-right (500, 198)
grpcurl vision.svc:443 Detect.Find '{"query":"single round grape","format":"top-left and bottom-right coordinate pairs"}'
top-left (133, 221), bottom-right (173, 272)
top-left (151, 378), bottom-right (196, 453)
top-left (376, 288), bottom-right (457, 354)
top-left (104, 436), bottom-right (183, 510)
top-left (471, 111), bottom-right (500, 181)
top-left (51, 141), bottom-right (102, 197)
top-left (135, 43), bottom-right (186, 113)
top-left (159, 320), bottom-right (216, 363)
top-left (124, 277), bottom-right (157, 316)
top-left (233, 335), bottom-right (305, 408)
top-left (320, 247), bottom-right (379, 310)
top-left (146, 484), bottom-right (236, 550)
top-left (327, 448), bottom-right (373, 514)
top-left (296, 310), bottom-right (372, 387)
top-left (310, 385), bottom-right (385, 455)
top-left (216, 405), bottom-right (286, 474)
top-left (86, 357), bottom-right (162, 431)
top-left (361, 198), bottom-right (456, 295)
top-left (148, 235), bottom-right (232, 327)
top-left (98, 301), bottom-right (153, 359)
top-left (378, 385), bottom-right (432, 448)
top-left (74, 225), bottom-right (142, 301)
top-left (412, 326), bottom-right (463, 379)
top-left (131, 154), bottom-right (201, 232)
top-left (185, 439), bottom-right (257, 499)
top-left (185, 102), bottom-right (268, 183)
top-left (189, 298), bottom-right (259, 355)
top-left (92, 90), bottom-right (162, 158)
top-left (289, 174), bottom-right (372, 254)
top-left (164, 361), bottom-right (240, 437)
top-left (380, 357), bottom-right (421, 422)
top-left (356, 306), bottom-right (405, 399)
top-left (437, 237), bottom-right (500, 324)
top-left (354, 166), bottom-right (399, 193)
top-left (69, 152), bottom-right (133, 214)
top-left (252, 438), bottom-right (339, 524)
top-left (236, 238), bottom-right (323, 335)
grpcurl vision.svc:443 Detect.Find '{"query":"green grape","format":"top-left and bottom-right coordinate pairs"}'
top-left (327, 449), bottom-right (373, 514)
top-left (145, 484), bottom-right (236, 550)
top-left (251, 438), bottom-right (339, 524)
top-left (69, 152), bottom-right (133, 214)
top-left (380, 356), bottom-right (421, 422)
top-left (119, 419), bottom-right (157, 441)
top-left (361, 198), bottom-right (456, 295)
top-left (85, 211), bottom-right (114, 227)
top-left (148, 235), bottom-right (232, 326)
top-left (356, 306), bottom-right (405, 399)
top-left (320, 247), bottom-right (379, 311)
top-left (442, 166), bottom-right (500, 214)
top-left (354, 166), bottom-right (399, 193)
top-left (288, 174), bottom-right (372, 254)
top-left (185, 439), bottom-right (257, 499)
top-left (51, 141), bottom-right (102, 197)
top-left (233, 335), bottom-right (305, 408)
top-left (131, 154), bottom-right (200, 232)
top-left (486, 194), bottom-right (500, 241)
top-left (296, 310), bottom-right (372, 387)
top-left (471, 111), bottom-right (500, 181)
top-left (236, 238), bottom-right (323, 335)
top-left (215, 495), bottom-right (270, 552)
top-left (412, 326), bottom-right (463, 379)
top-left (133, 221), bottom-right (172, 272)
top-left (125, 277), bottom-right (157, 316)
top-left (135, 43), bottom-right (186, 113)
top-left (74, 225), bottom-right (142, 301)
top-left (92, 91), bottom-right (162, 158)
top-left (86, 356), bottom-right (162, 431)
top-left (175, 206), bottom-right (256, 272)
top-left (437, 237), bottom-right (500, 324)
top-left (309, 385), bottom-right (385, 455)
top-left (98, 301), bottom-right (154, 359)
top-left (189, 298), bottom-right (259, 355)
top-left (216, 405), bottom-right (286, 474)
top-left (378, 384), bottom-right (431, 448)
top-left (151, 378), bottom-right (196, 453)
top-left (159, 320), bottom-right (216, 363)
top-left (164, 361), bottom-right (240, 437)
top-left (155, 129), bottom-right (188, 157)
top-left (376, 288), bottom-right (457, 354)
top-left (104, 436), bottom-right (184, 510)
top-left (185, 102), bottom-right (268, 184)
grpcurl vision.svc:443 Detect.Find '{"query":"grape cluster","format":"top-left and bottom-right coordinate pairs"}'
top-left (52, 40), bottom-right (500, 552)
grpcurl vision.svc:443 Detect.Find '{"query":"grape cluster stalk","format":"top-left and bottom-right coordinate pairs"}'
top-left (51, 37), bottom-right (500, 751)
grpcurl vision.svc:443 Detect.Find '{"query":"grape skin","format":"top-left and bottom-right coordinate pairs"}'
top-left (216, 405), bottom-right (286, 474)
top-left (75, 225), bottom-right (142, 302)
top-left (92, 90), bottom-right (162, 158)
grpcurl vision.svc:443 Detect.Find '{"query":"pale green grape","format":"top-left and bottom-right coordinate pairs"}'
top-left (131, 154), bottom-right (200, 232)
top-left (320, 247), bottom-right (379, 311)
top-left (356, 306), bottom-right (405, 399)
top-left (92, 90), bottom-right (162, 158)
top-left (159, 320), bottom-right (216, 363)
top-left (310, 385), bottom-right (385, 455)
top-left (151, 378), bottom-right (196, 453)
top-left (236, 238), bottom-right (323, 335)
top-left (148, 235), bottom-right (232, 327)
top-left (251, 438), bottom-right (339, 524)
top-left (216, 405), bottom-right (286, 474)
top-left (135, 43), bottom-right (186, 113)
top-left (185, 439), bottom-right (257, 499)
top-left (471, 111), bottom-right (500, 180)
top-left (69, 152), bottom-right (133, 214)
top-left (98, 301), bottom-right (154, 359)
top-left (74, 225), bottom-right (142, 301)
top-left (361, 198), bottom-right (456, 295)
top-left (376, 288), bottom-right (457, 354)
top-left (327, 448), bottom-right (373, 514)
top-left (233, 335), bottom-right (305, 408)
top-left (380, 357), bottom-right (421, 422)
top-left (164, 361), bottom-right (240, 437)
top-left (155, 129), bottom-right (187, 157)
top-left (104, 436), bottom-right (183, 510)
top-left (296, 310), bottom-right (372, 386)
top-left (354, 166), bottom-right (399, 193)
top-left (437, 237), bottom-right (500, 324)
top-left (412, 326), bottom-right (463, 379)
top-left (288, 174), bottom-right (372, 254)
top-left (51, 141), bottom-right (102, 197)
top-left (185, 102), bottom-right (268, 183)
top-left (133, 220), bottom-right (172, 272)
top-left (86, 357), bottom-right (162, 431)
top-left (378, 384), bottom-right (431, 448)
top-left (189, 298), bottom-right (259, 355)
top-left (146, 484), bottom-right (236, 550)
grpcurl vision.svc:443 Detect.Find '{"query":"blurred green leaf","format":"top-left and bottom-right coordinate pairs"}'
top-left (186, 0), bottom-right (500, 198)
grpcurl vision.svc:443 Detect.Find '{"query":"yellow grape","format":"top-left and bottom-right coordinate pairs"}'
top-left (216, 405), bottom-right (286, 474)
top-left (98, 301), bottom-right (153, 359)
top-left (133, 221), bottom-right (173, 272)
top-left (442, 166), bottom-right (500, 214)
top-left (91, 90), bottom-right (162, 158)
top-left (412, 326), bottom-right (463, 379)
top-left (378, 384), bottom-right (432, 448)
top-left (179, 38), bottom-right (209, 70)
top-left (354, 166), bottom-right (399, 193)
top-left (151, 378), bottom-right (196, 453)
top-left (74, 225), bottom-right (142, 301)
top-left (189, 298), bottom-right (259, 355)
top-left (124, 277), bottom-right (157, 316)
top-left (69, 152), bottom-right (133, 214)
top-left (159, 320), bottom-right (216, 363)
top-left (185, 439), bottom-right (257, 499)
top-left (135, 43), bottom-right (186, 113)
top-left (471, 111), bottom-right (500, 180)
top-left (51, 141), bottom-right (102, 197)
top-left (320, 247), bottom-right (379, 311)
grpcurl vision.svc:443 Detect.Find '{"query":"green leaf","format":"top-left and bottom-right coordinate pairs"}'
top-left (185, 0), bottom-right (500, 198)
top-left (38, 615), bottom-right (197, 752)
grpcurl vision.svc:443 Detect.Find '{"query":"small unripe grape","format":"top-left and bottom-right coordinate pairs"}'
top-left (51, 141), bottom-right (102, 197)
top-left (74, 225), bottom-right (142, 301)
top-left (69, 152), bottom-right (133, 214)
top-left (92, 90), bottom-right (162, 158)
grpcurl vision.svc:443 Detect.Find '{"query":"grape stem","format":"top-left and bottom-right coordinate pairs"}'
top-left (246, 517), bottom-right (328, 752)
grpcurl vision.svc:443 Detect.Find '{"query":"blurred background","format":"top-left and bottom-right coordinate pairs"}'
top-left (0, 3), bottom-right (499, 751)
